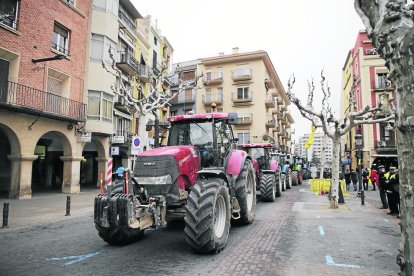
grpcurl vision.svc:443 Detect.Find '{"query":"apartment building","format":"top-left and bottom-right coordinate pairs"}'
top-left (194, 49), bottom-right (294, 152)
top-left (0, 0), bottom-right (90, 198)
top-left (297, 132), bottom-right (333, 163)
top-left (340, 30), bottom-right (397, 170)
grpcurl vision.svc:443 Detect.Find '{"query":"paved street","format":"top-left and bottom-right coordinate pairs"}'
top-left (0, 181), bottom-right (400, 276)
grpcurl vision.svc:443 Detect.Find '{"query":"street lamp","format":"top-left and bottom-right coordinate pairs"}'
top-left (355, 133), bottom-right (364, 205)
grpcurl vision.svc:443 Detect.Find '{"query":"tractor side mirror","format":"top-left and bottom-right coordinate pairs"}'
top-left (234, 137), bottom-right (239, 143)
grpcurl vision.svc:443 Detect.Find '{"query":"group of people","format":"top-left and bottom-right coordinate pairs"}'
top-left (344, 164), bottom-right (400, 217)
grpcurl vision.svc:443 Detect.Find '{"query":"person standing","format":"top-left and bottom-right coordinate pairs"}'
top-left (362, 168), bottom-right (369, 191)
top-left (344, 169), bottom-right (351, 191)
top-left (369, 165), bottom-right (378, 191)
top-left (385, 167), bottom-right (400, 216)
top-left (350, 169), bottom-right (358, 191)
top-left (377, 165), bottom-right (389, 209)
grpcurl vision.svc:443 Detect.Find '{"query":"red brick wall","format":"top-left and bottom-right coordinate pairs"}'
top-left (0, 0), bottom-right (91, 103)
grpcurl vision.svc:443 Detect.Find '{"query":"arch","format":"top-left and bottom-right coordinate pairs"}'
top-left (0, 123), bottom-right (21, 198)
top-left (80, 138), bottom-right (106, 188)
top-left (31, 131), bottom-right (72, 192)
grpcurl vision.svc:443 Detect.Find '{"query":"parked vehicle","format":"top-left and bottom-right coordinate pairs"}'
top-left (238, 143), bottom-right (281, 201)
top-left (271, 152), bottom-right (291, 191)
top-left (94, 112), bottom-right (256, 254)
top-left (291, 156), bottom-right (304, 186)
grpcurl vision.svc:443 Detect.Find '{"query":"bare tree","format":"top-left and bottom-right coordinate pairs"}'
top-left (102, 48), bottom-right (199, 147)
top-left (286, 73), bottom-right (394, 208)
top-left (355, 1), bottom-right (414, 274)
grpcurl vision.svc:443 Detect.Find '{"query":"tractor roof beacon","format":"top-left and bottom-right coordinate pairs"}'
top-left (94, 112), bottom-right (257, 254)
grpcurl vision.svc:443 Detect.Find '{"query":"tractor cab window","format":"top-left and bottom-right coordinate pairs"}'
top-left (252, 148), bottom-right (266, 170)
top-left (168, 121), bottom-right (213, 147)
top-left (214, 121), bottom-right (233, 166)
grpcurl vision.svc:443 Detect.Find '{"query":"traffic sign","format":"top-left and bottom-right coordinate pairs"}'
top-left (131, 136), bottom-right (142, 155)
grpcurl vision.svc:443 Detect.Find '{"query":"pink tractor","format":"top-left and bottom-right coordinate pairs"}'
top-left (238, 143), bottom-right (281, 202)
top-left (94, 112), bottom-right (256, 254)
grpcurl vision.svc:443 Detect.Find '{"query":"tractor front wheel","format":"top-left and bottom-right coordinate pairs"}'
top-left (291, 171), bottom-right (298, 186)
top-left (184, 178), bottom-right (231, 253)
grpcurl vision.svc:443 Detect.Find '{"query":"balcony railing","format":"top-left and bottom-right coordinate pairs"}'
top-left (375, 139), bottom-right (396, 149)
top-left (137, 64), bottom-right (149, 83)
top-left (202, 72), bottom-right (224, 85)
top-left (0, 80), bottom-right (86, 122)
top-left (236, 113), bottom-right (253, 125)
top-left (265, 95), bottom-right (275, 108)
top-left (113, 131), bottom-right (133, 145)
top-left (203, 93), bottom-right (224, 105)
top-left (116, 51), bottom-right (139, 77)
top-left (118, 10), bottom-right (136, 30)
top-left (232, 91), bottom-right (253, 103)
top-left (265, 115), bottom-right (276, 128)
top-left (231, 68), bottom-right (252, 81)
top-left (170, 92), bottom-right (196, 104)
top-left (374, 83), bottom-right (393, 91)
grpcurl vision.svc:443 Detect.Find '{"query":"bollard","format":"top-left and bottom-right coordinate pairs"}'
top-left (65, 195), bottom-right (71, 216)
top-left (361, 190), bottom-right (365, 205)
top-left (2, 202), bottom-right (9, 228)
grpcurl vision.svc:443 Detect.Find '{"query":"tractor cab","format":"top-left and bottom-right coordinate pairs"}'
top-left (168, 113), bottom-right (237, 168)
top-left (238, 143), bottom-right (274, 171)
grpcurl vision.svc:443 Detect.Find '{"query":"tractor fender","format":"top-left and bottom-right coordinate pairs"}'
top-left (197, 169), bottom-right (228, 184)
top-left (225, 149), bottom-right (250, 178)
top-left (261, 169), bottom-right (275, 175)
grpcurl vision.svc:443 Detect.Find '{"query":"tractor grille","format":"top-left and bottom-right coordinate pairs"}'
top-left (133, 155), bottom-right (179, 197)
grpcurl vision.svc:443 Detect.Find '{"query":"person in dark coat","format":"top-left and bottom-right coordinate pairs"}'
top-left (362, 168), bottom-right (369, 191)
top-left (384, 167), bottom-right (400, 216)
top-left (377, 165), bottom-right (389, 209)
top-left (350, 169), bottom-right (358, 191)
top-left (344, 169), bottom-right (351, 191)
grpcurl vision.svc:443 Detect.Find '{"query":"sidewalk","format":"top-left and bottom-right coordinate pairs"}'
top-left (0, 188), bottom-right (100, 232)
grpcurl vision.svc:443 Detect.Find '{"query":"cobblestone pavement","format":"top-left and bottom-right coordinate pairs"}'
top-left (0, 181), bottom-right (400, 275)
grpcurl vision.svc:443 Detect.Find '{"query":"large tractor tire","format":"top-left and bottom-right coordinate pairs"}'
top-left (96, 224), bottom-right (144, 245)
top-left (291, 170), bottom-right (298, 186)
top-left (260, 174), bottom-right (276, 202)
top-left (184, 178), bottom-right (231, 254)
top-left (281, 174), bottom-right (286, 191)
top-left (233, 159), bottom-right (256, 225)
top-left (286, 171), bottom-right (292, 189)
top-left (276, 175), bottom-right (282, 197)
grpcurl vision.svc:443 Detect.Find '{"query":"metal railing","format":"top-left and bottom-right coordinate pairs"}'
top-left (52, 43), bottom-right (69, 56)
top-left (118, 51), bottom-right (138, 70)
top-left (203, 93), bottom-right (224, 104)
top-left (203, 72), bottom-right (224, 83)
top-left (118, 10), bottom-right (136, 30)
top-left (236, 113), bottom-right (253, 124)
top-left (375, 139), bottom-right (396, 149)
top-left (0, 14), bottom-right (18, 29)
top-left (0, 80), bottom-right (86, 121)
top-left (114, 130), bottom-right (133, 144)
top-left (231, 68), bottom-right (252, 80)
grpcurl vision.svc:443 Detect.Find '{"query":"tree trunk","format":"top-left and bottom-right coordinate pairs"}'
top-left (320, 134), bottom-right (328, 179)
top-left (137, 114), bottom-right (148, 149)
top-left (330, 137), bottom-right (341, 208)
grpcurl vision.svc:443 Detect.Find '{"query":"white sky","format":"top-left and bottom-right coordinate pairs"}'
top-left (132, 0), bottom-right (365, 142)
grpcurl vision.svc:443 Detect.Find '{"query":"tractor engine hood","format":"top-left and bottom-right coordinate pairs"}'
top-left (133, 146), bottom-right (199, 201)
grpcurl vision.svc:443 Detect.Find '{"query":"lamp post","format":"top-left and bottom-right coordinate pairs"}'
top-left (355, 133), bottom-right (364, 205)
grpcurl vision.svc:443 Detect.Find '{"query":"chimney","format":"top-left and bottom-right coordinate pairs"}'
top-left (232, 47), bottom-right (239, 54)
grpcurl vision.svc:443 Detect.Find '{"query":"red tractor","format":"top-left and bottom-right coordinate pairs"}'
top-left (238, 143), bottom-right (282, 201)
top-left (94, 113), bottom-right (256, 253)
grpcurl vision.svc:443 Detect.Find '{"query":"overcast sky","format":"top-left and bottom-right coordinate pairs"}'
top-left (132, 0), bottom-right (365, 142)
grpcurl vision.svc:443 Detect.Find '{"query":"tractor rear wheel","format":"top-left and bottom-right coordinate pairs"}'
top-left (291, 171), bottom-right (298, 186)
top-left (233, 159), bottom-right (256, 225)
top-left (286, 171), bottom-right (292, 189)
top-left (184, 178), bottom-right (231, 253)
top-left (96, 224), bottom-right (144, 245)
top-left (281, 174), bottom-right (286, 191)
top-left (260, 174), bottom-right (276, 202)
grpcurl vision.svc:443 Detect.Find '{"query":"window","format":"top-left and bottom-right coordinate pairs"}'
top-left (90, 34), bottom-right (116, 63)
top-left (154, 36), bottom-right (157, 45)
top-left (52, 22), bottom-right (70, 55)
top-left (65, 0), bottom-right (75, 6)
top-left (170, 110), bottom-right (177, 117)
top-left (0, 0), bottom-right (19, 29)
top-left (152, 50), bottom-right (158, 69)
top-left (238, 132), bottom-right (250, 144)
top-left (237, 87), bottom-right (250, 99)
top-left (87, 90), bottom-right (113, 122)
top-left (181, 70), bottom-right (195, 80)
top-left (377, 73), bottom-right (387, 89)
top-left (47, 76), bottom-right (63, 96)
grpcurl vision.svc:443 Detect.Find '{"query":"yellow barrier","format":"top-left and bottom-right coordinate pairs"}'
top-left (309, 179), bottom-right (349, 197)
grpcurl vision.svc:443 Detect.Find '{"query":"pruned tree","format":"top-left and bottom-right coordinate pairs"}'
top-left (355, 1), bottom-right (414, 274)
top-left (102, 47), bottom-right (199, 147)
top-left (286, 72), bottom-right (394, 208)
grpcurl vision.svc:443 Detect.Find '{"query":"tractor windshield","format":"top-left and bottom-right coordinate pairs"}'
top-left (168, 121), bottom-right (214, 148)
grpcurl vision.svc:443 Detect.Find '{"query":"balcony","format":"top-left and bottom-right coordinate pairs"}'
top-left (118, 10), bottom-right (136, 31)
top-left (374, 82), bottom-right (393, 92)
top-left (232, 91), bottom-right (253, 104)
top-left (231, 67), bottom-right (252, 81)
top-left (203, 93), bottom-right (224, 105)
top-left (375, 139), bottom-right (397, 151)
top-left (268, 88), bottom-right (278, 96)
top-left (170, 91), bottom-right (196, 105)
top-left (236, 113), bottom-right (253, 125)
top-left (116, 51), bottom-right (139, 77)
top-left (265, 95), bottom-right (275, 108)
top-left (202, 72), bottom-right (224, 85)
top-left (152, 62), bottom-right (161, 76)
top-left (265, 79), bottom-right (275, 88)
top-left (265, 116), bottom-right (276, 128)
top-left (137, 64), bottom-right (149, 83)
top-left (276, 97), bottom-right (283, 105)
top-left (112, 131), bottom-right (133, 146)
top-left (0, 80), bottom-right (86, 122)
